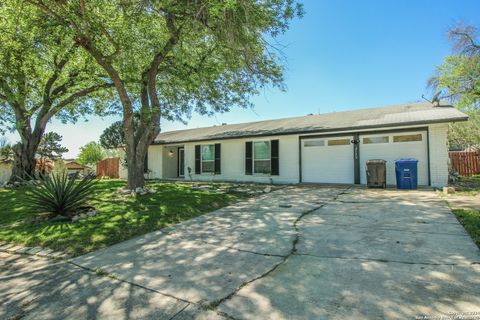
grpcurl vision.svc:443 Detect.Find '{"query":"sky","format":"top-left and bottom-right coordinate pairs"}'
top-left (4, 0), bottom-right (480, 158)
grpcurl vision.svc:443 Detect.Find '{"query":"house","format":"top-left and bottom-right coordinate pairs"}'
top-left (146, 102), bottom-right (468, 188)
top-left (64, 160), bottom-right (92, 175)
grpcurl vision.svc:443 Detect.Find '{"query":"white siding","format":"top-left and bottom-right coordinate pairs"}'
top-left (429, 123), bottom-right (449, 187)
top-left (147, 145), bottom-right (163, 179)
top-left (180, 135), bottom-right (299, 184)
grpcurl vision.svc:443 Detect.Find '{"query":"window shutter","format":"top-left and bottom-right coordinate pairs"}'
top-left (214, 143), bottom-right (221, 174)
top-left (271, 140), bottom-right (279, 176)
top-left (195, 145), bottom-right (201, 174)
top-left (144, 150), bottom-right (149, 173)
top-left (245, 141), bottom-right (253, 175)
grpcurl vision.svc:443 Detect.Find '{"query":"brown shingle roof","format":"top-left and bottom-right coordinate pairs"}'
top-left (153, 102), bottom-right (468, 144)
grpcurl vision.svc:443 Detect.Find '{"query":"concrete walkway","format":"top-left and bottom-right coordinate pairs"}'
top-left (445, 194), bottom-right (480, 210)
top-left (1, 187), bottom-right (479, 319)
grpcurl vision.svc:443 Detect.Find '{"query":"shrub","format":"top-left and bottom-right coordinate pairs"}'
top-left (29, 172), bottom-right (97, 217)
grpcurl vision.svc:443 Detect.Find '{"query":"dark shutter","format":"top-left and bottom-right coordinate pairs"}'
top-left (195, 145), bottom-right (201, 174)
top-left (214, 143), bottom-right (221, 174)
top-left (144, 150), bottom-right (149, 173)
top-left (245, 141), bottom-right (253, 175)
top-left (271, 140), bottom-right (279, 176)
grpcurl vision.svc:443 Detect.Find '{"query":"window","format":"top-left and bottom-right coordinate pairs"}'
top-left (254, 141), bottom-right (271, 174)
top-left (201, 144), bottom-right (214, 173)
top-left (393, 134), bottom-right (422, 143)
top-left (328, 139), bottom-right (351, 146)
top-left (304, 140), bottom-right (325, 147)
top-left (363, 136), bottom-right (389, 144)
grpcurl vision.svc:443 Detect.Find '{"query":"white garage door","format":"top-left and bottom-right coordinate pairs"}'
top-left (359, 131), bottom-right (428, 186)
top-left (301, 136), bottom-right (354, 184)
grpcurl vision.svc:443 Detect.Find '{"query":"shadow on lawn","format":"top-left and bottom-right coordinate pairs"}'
top-left (0, 181), bottom-right (242, 256)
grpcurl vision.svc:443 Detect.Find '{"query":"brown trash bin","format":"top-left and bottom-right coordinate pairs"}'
top-left (366, 159), bottom-right (386, 188)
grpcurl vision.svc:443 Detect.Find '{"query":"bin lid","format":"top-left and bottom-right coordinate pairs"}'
top-left (366, 159), bottom-right (386, 164)
top-left (395, 158), bottom-right (418, 163)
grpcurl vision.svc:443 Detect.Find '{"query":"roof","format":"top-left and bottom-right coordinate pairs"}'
top-left (153, 102), bottom-right (468, 145)
top-left (64, 160), bottom-right (90, 169)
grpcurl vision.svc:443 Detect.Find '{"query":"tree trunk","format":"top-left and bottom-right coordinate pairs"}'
top-left (9, 126), bottom-right (44, 182)
top-left (10, 142), bottom-right (37, 182)
top-left (126, 146), bottom-right (146, 190)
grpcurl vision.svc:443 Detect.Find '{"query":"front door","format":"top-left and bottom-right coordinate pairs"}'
top-left (178, 148), bottom-right (185, 177)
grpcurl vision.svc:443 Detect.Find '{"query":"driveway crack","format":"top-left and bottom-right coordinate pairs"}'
top-left (207, 187), bottom-right (351, 310)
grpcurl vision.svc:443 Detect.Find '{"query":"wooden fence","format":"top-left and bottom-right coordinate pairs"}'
top-left (96, 157), bottom-right (120, 178)
top-left (449, 151), bottom-right (480, 176)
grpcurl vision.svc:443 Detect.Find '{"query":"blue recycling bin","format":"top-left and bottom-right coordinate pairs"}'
top-left (395, 159), bottom-right (418, 189)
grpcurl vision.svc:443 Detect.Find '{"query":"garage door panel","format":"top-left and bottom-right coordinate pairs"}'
top-left (359, 131), bottom-right (428, 186)
top-left (302, 137), bottom-right (354, 184)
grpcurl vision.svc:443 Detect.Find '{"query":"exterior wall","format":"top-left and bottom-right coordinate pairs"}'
top-left (428, 123), bottom-right (449, 187)
top-left (147, 145), bottom-right (163, 179)
top-left (181, 135), bottom-right (300, 184)
top-left (147, 123), bottom-right (452, 187)
top-left (0, 163), bottom-right (12, 184)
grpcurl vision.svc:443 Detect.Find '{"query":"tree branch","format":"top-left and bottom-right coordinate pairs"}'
top-left (43, 47), bottom-right (75, 108)
top-left (49, 82), bottom-right (113, 116)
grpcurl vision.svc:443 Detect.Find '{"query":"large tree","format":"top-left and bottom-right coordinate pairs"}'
top-left (77, 141), bottom-right (105, 166)
top-left (0, 0), bottom-right (113, 181)
top-left (429, 24), bottom-right (480, 148)
top-left (29, 0), bottom-right (303, 189)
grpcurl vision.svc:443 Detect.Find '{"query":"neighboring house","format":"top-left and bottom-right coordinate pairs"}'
top-left (0, 159), bottom-right (13, 184)
top-left (146, 102), bottom-right (468, 188)
top-left (64, 160), bottom-right (92, 175)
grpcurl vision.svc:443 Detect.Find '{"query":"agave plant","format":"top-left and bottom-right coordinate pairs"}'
top-left (29, 172), bottom-right (98, 217)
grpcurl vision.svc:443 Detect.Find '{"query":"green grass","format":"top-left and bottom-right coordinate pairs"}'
top-left (0, 180), bottom-right (243, 256)
top-left (452, 208), bottom-right (480, 248)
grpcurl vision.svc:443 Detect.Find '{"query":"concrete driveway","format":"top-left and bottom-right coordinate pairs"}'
top-left (2, 186), bottom-right (479, 319)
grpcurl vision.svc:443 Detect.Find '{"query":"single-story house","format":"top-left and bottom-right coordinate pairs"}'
top-left (146, 102), bottom-right (468, 187)
top-left (64, 160), bottom-right (92, 175)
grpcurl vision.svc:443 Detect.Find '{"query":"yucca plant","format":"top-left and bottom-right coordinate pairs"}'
top-left (29, 172), bottom-right (98, 217)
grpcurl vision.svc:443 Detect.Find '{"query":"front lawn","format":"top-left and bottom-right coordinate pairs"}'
top-left (452, 209), bottom-right (480, 248)
top-left (0, 180), bottom-right (244, 256)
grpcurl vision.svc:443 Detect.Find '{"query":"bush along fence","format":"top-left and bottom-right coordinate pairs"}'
top-left (449, 151), bottom-right (480, 176)
top-left (96, 157), bottom-right (120, 178)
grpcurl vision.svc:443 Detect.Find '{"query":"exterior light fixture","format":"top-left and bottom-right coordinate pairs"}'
top-left (168, 150), bottom-right (174, 157)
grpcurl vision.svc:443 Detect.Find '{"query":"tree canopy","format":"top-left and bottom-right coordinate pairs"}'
top-left (429, 24), bottom-right (480, 148)
top-left (77, 141), bottom-right (105, 165)
top-left (29, 0), bottom-right (303, 188)
top-left (0, 0), bottom-right (114, 180)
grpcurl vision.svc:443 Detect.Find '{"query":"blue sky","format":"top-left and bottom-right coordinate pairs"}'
top-left (4, 0), bottom-right (480, 158)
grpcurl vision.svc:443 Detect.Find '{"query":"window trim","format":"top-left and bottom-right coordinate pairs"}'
top-left (304, 139), bottom-right (325, 147)
top-left (327, 138), bottom-right (351, 146)
top-left (200, 144), bottom-right (215, 174)
top-left (253, 140), bottom-right (272, 175)
top-left (362, 136), bottom-right (389, 144)
top-left (393, 133), bottom-right (423, 143)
